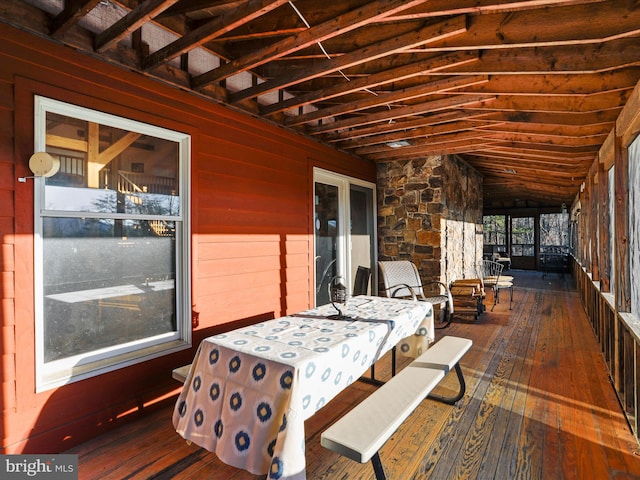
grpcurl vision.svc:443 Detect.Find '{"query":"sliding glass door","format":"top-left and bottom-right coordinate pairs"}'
top-left (314, 169), bottom-right (376, 306)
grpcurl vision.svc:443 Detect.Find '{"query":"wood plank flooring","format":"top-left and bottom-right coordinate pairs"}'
top-left (67, 271), bottom-right (640, 479)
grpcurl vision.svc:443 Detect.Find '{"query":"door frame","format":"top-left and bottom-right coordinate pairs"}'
top-left (313, 168), bottom-right (377, 306)
top-left (510, 215), bottom-right (537, 270)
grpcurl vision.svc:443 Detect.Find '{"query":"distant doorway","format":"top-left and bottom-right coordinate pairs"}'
top-left (511, 216), bottom-right (536, 270)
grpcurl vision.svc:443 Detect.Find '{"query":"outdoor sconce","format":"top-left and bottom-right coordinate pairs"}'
top-left (328, 275), bottom-right (350, 320)
top-left (18, 152), bottom-right (60, 182)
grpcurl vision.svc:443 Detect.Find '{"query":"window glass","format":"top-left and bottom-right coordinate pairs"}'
top-left (43, 219), bottom-right (176, 362)
top-left (539, 213), bottom-right (569, 252)
top-left (511, 217), bottom-right (534, 258)
top-left (482, 215), bottom-right (507, 258)
top-left (45, 112), bottom-right (180, 215)
top-left (35, 96), bottom-right (190, 390)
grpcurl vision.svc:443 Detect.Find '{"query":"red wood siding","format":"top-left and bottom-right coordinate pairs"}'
top-left (0, 24), bottom-right (375, 453)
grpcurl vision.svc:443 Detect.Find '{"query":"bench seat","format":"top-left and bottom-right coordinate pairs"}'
top-left (172, 364), bottom-right (191, 384)
top-left (321, 336), bottom-right (472, 479)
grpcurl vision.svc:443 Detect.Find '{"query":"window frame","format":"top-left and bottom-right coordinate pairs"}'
top-left (33, 96), bottom-right (192, 392)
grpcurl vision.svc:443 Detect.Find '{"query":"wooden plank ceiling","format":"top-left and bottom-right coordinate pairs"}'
top-left (3, 0), bottom-right (640, 208)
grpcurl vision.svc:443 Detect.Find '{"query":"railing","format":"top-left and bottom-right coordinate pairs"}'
top-left (573, 257), bottom-right (639, 440)
top-left (117, 170), bottom-right (176, 195)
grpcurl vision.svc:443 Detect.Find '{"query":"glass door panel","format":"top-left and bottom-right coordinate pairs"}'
top-left (314, 182), bottom-right (339, 306)
top-left (350, 185), bottom-right (375, 294)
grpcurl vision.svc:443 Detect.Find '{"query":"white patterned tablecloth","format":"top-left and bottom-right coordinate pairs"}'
top-left (172, 296), bottom-right (432, 479)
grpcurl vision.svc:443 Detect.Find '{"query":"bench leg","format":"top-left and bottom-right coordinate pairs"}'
top-left (360, 346), bottom-right (397, 387)
top-left (371, 452), bottom-right (387, 480)
top-left (490, 287), bottom-right (498, 311)
top-left (427, 363), bottom-right (466, 405)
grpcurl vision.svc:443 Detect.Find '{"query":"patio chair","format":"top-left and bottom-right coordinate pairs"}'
top-left (478, 260), bottom-right (513, 311)
top-left (378, 260), bottom-right (454, 330)
top-left (353, 266), bottom-right (371, 296)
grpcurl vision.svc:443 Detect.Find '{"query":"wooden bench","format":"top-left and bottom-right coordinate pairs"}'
top-left (321, 335), bottom-right (472, 480)
top-left (172, 364), bottom-right (191, 384)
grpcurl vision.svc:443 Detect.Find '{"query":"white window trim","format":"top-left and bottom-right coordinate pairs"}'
top-left (34, 96), bottom-right (192, 392)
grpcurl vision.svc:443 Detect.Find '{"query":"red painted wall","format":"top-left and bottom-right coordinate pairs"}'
top-left (0, 24), bottom-right (375, 453)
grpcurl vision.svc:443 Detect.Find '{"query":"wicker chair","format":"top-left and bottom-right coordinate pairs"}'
top-left (378, 260), bottom-right (454, 329)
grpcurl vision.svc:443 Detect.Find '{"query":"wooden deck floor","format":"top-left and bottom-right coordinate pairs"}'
top-left (67, 270), bottom-right (640, 479)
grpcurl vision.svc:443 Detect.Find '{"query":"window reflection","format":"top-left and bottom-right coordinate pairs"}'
top-left (37, 100), bottom-right (185, 372)
top-left (44, 111), bottom-right (179, 215)
top-left (42, 218), bottom-right (176, 362)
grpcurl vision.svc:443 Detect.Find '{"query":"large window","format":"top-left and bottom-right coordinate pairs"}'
top-left (34, 96), bottom-right (191, 391)
top-left (539, 213), bottom-right (569, 252)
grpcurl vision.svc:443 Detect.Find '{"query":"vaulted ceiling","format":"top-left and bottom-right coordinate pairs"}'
top-left (3, 0), bottom-right (640, 209)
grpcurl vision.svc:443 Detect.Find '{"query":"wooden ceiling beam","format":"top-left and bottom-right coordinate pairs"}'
top-left (368, 139), bottom-right (503, 161)
top-left (472, 149), bottom-right (594, 163)
top-left (475, 166), bottom-right (587, 181)
top-left (484, 181), bottom-right (574, 194)
top-left (95, 0), bottom-right (180, 52)
top-left (440, 71), bottom-right (640, 97)
top-left (192, 0), bottom-right (432, 87)
top-left (157, 0), bottom-right (246, 18)
top-left (482, 172), bottom-right (584, 188)
top-left (431, 38), bottom-right (640, 74)
top-left (469, 154), bottom-right (588, 171)
top-left (286, 74), bottom-right (489, 126)
top-left (337, 120), bottom-right (498, 149)
top-left (324, 110), bottom-right (494, 142)
top-left (401, 0), bottom-right (640, 51)
top-left (474, 110), bottom-right (620, 127)
top-left (142, 0), bottom-right (290, 70)
top-left (356, 0), bottom-right (640, 52)
top-left (480, 141), bottom-right (599, 155)
top-left (229, 15), bottom-right (468, 102)
top-left (382, 0), bottom-right (608, 21)
top-left (309, 94), bottom-right (494, 134)
top-left (51, 0), bottom-right (102, 38)
top-left (354, 129), bottom-right (501, 156)
top-left (229, 0), bottom-right (624, 56)
top-left (479, 122), bottom-right (613, 139)
top-left (452, 91), bottom-right (628, 114)
top-left (268, 37), bottom-right (640, 79)
top-left (260, 51), bottom-right (480, 116)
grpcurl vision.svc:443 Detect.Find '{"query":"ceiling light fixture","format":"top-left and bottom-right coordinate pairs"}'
top-left (386, 140), bottom-right (411, 148)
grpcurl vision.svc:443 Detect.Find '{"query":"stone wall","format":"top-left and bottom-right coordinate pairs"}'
top-left (377, 155), bottom-right (483, 287)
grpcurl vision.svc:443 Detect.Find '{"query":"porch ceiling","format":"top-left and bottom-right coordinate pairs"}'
top-left (3, 0), bottom-right (640, 209)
